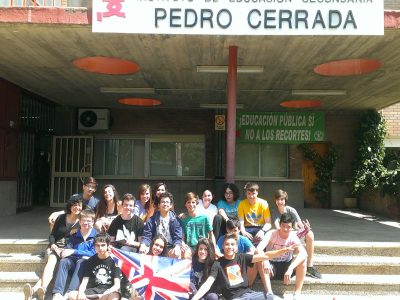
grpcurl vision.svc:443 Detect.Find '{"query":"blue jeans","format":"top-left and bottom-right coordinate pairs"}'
top-left (52, 256), bottom-right (85, 295)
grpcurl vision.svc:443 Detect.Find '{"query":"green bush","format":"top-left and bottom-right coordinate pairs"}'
top-left (352, 110), bottom-right (400, 202)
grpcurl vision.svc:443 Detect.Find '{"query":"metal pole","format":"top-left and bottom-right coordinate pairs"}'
top-left (226, 45), bottom-right (238, 183)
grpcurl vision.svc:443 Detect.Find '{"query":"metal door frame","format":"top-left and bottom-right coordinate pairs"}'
top-left (50, 135), bottom-right (93, 207)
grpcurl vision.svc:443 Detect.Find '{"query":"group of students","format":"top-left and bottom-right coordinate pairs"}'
top-left (23, 177), bottom-right (321, 300)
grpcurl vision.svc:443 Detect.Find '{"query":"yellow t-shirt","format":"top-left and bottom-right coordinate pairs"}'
top-left (238, 198), bottom-right (271, 227)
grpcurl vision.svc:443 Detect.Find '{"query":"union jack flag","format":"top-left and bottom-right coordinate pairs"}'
top-left (110, 247), bottom-right (191, 300)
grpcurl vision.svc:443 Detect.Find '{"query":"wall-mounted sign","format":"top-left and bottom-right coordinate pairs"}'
top-left (92, 0), bottom-right (383, 36)
top-left (236, 112), bottom-right (325, 144)
top-left (215, 115), bottom-right (225, 131)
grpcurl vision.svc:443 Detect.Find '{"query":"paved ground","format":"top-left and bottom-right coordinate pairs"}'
top-left (0, 206), bottom-right (399, 242)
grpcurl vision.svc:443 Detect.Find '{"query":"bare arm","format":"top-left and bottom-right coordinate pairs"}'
top-left (48, 210), bottom-right (64, 225)
top-left (218, 209), bottom-right (229, 221)
top-left (256, 230), bottom-right (273, 252)
top-left (261, 217), bottom-right (272, 232)
top-left (208, 231), bottom-right (216, 251)
top-left (191, 276), bottom-right (216, 300)
top-left (288, 244), bottom-right (307, 271)
top-left (239, 219), bottom-right (253, 240)
top-left (252, 244), bottom-right (298, 263)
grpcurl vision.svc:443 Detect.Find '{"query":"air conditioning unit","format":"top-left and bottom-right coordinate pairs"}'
top-left (78, 108), bottom-right (110, 131)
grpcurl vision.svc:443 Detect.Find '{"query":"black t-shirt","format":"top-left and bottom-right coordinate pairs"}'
top-left (83, 255), bottom-right (122, 290)
top-left (108, 215), bottom-right (144, 247)
top-left (217, 253), bottom-right (254, 300)
top-left (190, 257), bottom-right (219, 290)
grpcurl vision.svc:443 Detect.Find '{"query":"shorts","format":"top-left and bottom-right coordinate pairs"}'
top-left (245, 226), bottom-right (262, 237)
top-left (85, 287), bottom-right (121, 299)
top-left (270, 260), bottom-right (295, 280)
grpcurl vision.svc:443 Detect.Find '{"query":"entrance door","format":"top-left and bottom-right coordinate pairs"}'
top-left (302, 143), bottom-right (329, 208)
top-left (50, 136), bottom-right (93, 207)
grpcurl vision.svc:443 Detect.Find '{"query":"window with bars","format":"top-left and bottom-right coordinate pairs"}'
top-left (93, 136), bottom-right (205, 178)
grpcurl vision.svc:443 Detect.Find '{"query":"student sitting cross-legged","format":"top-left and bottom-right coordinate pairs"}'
top-left (191, 233), bottom-right (297, 300)
top-left (52, 209), bottom-right (97, 300)
top-left (68, 233), bottom-right (121, 300)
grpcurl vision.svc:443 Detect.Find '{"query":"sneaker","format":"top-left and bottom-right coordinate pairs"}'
top-left (264, 292), bottom-right (274, 300)
top-left (293, 292), bottom-right (302, 300)
top-left (52, 293), bottom-right (64, 300)
top-left (36, 286), bottom-right (46, 300)
top-left (23, 283), bottom-right (33, 300)
top-left (307, 266), bottom-right (322, 279)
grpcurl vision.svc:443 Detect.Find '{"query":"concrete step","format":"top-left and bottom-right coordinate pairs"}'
top-left (0, 240), bottom-right (47, 254)
top-left (259, 274), bottom-right (400, 296)
top-left (0, 253), bottom-right (44, 273)
top-left (0, 272), bottom-right (38, 291)
top-left (314, 241), bottom-right (400, 257)
top-left (313, 254), bottom-right (400, 275)
top-left (0, 292), bottom-right (399, 300)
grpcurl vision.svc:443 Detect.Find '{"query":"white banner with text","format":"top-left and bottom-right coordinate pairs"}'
top-left (92, 0), bottom-right (384, 36)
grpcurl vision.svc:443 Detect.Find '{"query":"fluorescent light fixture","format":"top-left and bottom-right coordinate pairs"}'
top-left (100, 87), bottom-right (155, 94)
top-left (291, 89), bottom-right (347, 96)
top-left (197, 65), bottom-right (264, 74)
top-left (200, 103), bottom-right (244, 109)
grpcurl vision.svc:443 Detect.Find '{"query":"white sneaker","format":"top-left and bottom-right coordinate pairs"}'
top-left (293, 292), bottom-right (302, 300)
top-left (52, 293), bottom-right (64, 300)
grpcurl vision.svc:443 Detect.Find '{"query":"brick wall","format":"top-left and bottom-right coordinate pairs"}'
top-left (380, 102), bottom-right (400, 138)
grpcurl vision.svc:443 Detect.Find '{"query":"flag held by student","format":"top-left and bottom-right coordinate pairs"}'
top-left (110, 247), bottom-right (191, 300)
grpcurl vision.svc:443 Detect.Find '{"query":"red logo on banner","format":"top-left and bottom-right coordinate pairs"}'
top-left (97, 0), bottom-right (126, 22)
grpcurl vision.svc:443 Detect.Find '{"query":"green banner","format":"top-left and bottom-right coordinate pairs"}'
top-left (236, 112), bottom-right (325, 144)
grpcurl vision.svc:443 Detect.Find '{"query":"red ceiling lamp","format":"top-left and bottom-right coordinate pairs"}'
top-left (314, 59), bottom-right (382, 77)
top-left (280, 100), bottom-right (321, 108)
top-left (118, 98), bottom-right (161, 107)
top-left (73, 57), bottom-right (140, 75)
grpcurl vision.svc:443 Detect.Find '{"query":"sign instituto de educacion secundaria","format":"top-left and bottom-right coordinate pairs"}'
top-left (236, 112), bottom-right (325, 144)
top-left (92, 0), bottom-right (383, 36)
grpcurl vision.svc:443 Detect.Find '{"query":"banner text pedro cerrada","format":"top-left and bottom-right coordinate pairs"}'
top-left (92, 0), bottom-right (383, 36)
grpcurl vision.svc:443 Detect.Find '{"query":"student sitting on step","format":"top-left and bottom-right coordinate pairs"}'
top-left (23, 194), bottom-right (83, 300)
top-left (256, 213), bottom-right (307, 300)
top-left (270, 189), bottom-right (322, 279)
top-left (51, 208), bottom-right (97, 300)
top-left (68, 233), bottom-right (121, 300)
top-left (48, 177), bottom-right (100, 230)
top-left (191, 233), bottom-right (297, 300)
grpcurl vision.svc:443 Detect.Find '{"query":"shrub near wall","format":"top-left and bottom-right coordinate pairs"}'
top-left (353, 110), bottom-right (400, 220)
